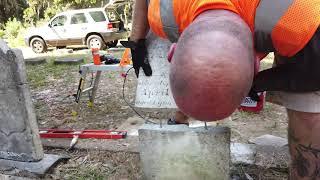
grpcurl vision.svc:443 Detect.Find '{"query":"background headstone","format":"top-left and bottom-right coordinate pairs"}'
top-left (231, 143), bottom-right (256, 165)
top-left (24, 58), bottom-right (46, 65)
top-left (54, 57), bottom-right (84, 64)
top-left (249, 134), bottom-right (288, 147)
top-left (135, 33), bottom-right (177, 108)
top-left (0, 39), bottom-right (43, 162)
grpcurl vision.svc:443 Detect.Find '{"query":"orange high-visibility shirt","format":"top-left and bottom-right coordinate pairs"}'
top-left (148, 0), bottom-right (320, 57)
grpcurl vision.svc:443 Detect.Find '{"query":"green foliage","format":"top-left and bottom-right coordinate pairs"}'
top-left (23, 7), bottom-right (37, 24)
top-left (44, 5), bottom-right (63, 21)
top-left (2, 18), bottom-right (26, 47)
top-left (8, 28), bottom-right (27, 47)
top-left (0, 29), bottom-right (5, 39)
top-left (0, 0), bottom-right (28, 24)
top-left (4, 18), bottom-right (23, 39)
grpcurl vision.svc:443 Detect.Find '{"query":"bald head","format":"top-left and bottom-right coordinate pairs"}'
top-left (170, 10), bottom-right (254, 121)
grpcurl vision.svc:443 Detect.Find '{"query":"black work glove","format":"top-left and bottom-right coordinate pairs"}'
top-left (120, 39), bottom-right (152, 77)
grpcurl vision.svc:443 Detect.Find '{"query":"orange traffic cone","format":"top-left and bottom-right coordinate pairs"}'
top-left (120, 48), bottom-right (132, 67)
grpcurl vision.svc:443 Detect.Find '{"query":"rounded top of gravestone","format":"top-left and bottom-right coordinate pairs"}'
top-left (0, 39), bottom-right (10, 52)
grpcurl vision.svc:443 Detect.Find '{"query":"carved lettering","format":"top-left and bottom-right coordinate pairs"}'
top-left (135, 34), bottom-right (177, 108)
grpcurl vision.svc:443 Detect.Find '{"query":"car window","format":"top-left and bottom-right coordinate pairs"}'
top-left (89, 11), bottom-right (106, 22)
top-left (71, 13), bottom-right (88, 24)
top-left (51, 15), bottom-right (67, 27)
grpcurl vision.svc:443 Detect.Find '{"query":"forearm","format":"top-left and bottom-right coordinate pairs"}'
top-left (253, 59), bottom-right (320, 93)
top-left (130, 0), bottom-right (149, 41)
top-left (288, 110), bottom-right (320, 179)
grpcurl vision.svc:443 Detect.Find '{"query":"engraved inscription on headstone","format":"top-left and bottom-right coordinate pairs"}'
top-left (135, 33), bottom-right (177, 108)
top-left (0, 40), bottom-right (43, 162)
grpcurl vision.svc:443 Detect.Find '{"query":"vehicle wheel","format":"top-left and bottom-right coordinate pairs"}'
top-left (107, 40), bottom-right (118, 48)
top-left (86, 35), bottom-right (105, 50)
top-left (30, 37), bottom-right (47, 53)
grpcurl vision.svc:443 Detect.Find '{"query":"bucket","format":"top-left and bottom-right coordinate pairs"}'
top-left (92, 48), bottom-right (101, 65)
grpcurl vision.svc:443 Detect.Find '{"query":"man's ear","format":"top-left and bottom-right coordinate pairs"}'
top-left (120, 41), bottom-right (136, 48)
top-left (167, 43), bottom-right (177, 62)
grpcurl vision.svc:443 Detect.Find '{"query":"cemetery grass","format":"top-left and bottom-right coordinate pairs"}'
top-left (24, 49), bottom-right (288, 179)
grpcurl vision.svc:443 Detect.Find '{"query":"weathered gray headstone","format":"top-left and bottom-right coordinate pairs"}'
top-left (135, 33), bottom-right (177, 108)
top-left (231, 143), bottom-right (256, 165)
top-left (54, 57), bottom-right (84, 64)
top-left (0, 40), bottom-right (43, 162)
top-left (108, 47), bottom-right (126, 52)
top-left (56, 48), bottom-right (73, 54)
top-left (249, 134), bottom-right (288, 147)
top-left (139, 124), bottom-right (231, 180)
top-left (24, 58), bottom-right (46, 65)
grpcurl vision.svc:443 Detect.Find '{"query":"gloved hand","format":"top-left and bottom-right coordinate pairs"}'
top-left (120, 39), bottom-right (152, 77)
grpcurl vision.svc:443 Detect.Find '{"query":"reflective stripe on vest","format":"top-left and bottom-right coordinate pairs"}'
top-left (254, 0), bottom-right (293, 53)
top-left (159, 0), bottom-right (179, 42)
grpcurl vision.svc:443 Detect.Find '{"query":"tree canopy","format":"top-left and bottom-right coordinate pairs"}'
top-left (0, 0), bottom-right (27, 24)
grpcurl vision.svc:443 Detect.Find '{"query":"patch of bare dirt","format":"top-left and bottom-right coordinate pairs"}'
top-left (44, 148), bottom-right (141, 180)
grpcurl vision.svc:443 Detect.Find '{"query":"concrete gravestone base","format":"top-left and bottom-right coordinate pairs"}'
top-left (0, 154), bottom-right (68, 177)
top-left (139, 124), bottom-right (231, 180)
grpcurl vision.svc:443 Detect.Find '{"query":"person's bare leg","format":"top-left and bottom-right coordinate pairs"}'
top-left (174, 111), bottom-right (189, 124)
top-left (288, 109), bottom-right (320, 179)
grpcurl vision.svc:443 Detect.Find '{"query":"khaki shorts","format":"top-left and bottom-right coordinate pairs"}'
top-left (267, 91), bottom-right (320, 113)
top-left (268, 27), bottom-right (320, 113)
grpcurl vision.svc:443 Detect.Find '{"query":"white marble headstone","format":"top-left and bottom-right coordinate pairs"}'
top-left (135, 33), bottom-right (177, 108)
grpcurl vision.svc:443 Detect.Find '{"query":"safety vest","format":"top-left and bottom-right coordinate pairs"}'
top-left (147, 0), bottom-right (320, 57)
top-left (147, 0), bottom-right (180, 43)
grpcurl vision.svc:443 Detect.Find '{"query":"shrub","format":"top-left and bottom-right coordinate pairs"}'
top-left (23, 7), bottom-right (37, 25)
top-left (4, 18), bottom-right (23, 39)
top-left (0, 29), bottom-right (5, 39)
top-left (3, 18), bottom-right (26, 47)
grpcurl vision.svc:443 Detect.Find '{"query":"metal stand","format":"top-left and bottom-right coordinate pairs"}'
top-left (76, 63), bottom-right (131, 105)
